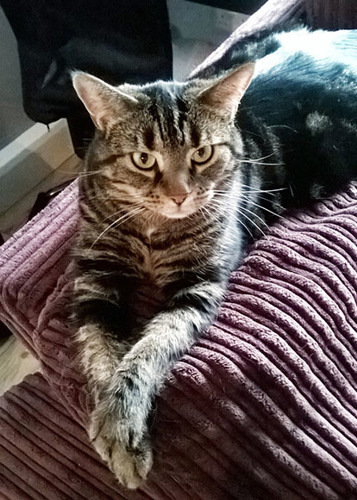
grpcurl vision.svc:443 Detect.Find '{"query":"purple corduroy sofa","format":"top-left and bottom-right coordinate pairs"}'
top-left (1, 1), bottom-right (357, 498)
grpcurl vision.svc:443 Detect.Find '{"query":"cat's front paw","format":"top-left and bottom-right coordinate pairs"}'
top-left (89, 403), bottom-right (153, 489)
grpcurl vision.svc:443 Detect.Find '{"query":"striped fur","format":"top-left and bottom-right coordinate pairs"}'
top-left (71, 29), bottom-right (357, 489)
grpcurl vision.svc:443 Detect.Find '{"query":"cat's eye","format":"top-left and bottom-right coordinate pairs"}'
top-left (131, 152), bottom-right (156, 170)
top-left (191, 145), bottom-right (214, 165)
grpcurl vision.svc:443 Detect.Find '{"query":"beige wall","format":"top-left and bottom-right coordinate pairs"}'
top-left (0, 7), bottom-right (34, 149)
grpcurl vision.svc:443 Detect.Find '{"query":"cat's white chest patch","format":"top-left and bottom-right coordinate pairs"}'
top-left (145, 226), bottom-right (156, 240)
top-left (136, 228), bottom-right (174, 286)
top-left (135, 227), bottom-right (161, 279)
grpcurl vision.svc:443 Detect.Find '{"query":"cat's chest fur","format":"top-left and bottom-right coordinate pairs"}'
top-left (118, 220), bottom-right (221, 287)
top-left (126, 226), bottom-right (193, 286)
top-left (121, 215), bottom-right (239, 289)
top-left (134, 229), bottom-right (167, 283)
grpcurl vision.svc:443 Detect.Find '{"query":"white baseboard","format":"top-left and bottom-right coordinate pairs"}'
top-left (0, 119), bottom-right (74, 215)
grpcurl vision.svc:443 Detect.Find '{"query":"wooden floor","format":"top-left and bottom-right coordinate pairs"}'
top-left (0, 336), bottom-right (40, 396)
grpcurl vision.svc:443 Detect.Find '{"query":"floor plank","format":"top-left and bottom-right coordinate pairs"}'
top-left (0, 336), bottom-right (40, 396)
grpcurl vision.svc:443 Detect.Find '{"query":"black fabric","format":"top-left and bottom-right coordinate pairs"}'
top-left (1, 0), bottom-right (173, 125)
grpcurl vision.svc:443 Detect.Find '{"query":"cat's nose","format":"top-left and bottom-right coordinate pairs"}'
top-left (170, 193), bottom-right (190, 205)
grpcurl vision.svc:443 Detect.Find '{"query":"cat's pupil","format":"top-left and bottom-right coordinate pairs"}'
top-left (141, 153), bottom-right (149, 164)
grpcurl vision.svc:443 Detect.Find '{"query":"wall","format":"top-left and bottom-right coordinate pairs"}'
top-left (0, 7), bottom-right (34, 149)
top-left (0, 7), bottom-right (73, 225)
top-left (168, 0), bottom-right (248, 79)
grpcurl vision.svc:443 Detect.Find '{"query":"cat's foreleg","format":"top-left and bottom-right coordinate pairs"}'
top-left (74, 273), bottom-right (135, 391)
top-left (73, 276), bottom-right (149, 487)
top-left (90, 279), bottom-right (226, 489)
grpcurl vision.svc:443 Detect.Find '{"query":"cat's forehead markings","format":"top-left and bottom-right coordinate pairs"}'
top-left (190, 124), bottom-right (201, 149)
top-left (143, 84), bottom-right (188, 146)
top-left (143, 128), bottom-right (155, 151)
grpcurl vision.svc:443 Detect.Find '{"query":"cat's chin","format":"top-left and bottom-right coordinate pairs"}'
top-left (157, 204), bottom-right (202, 220)
top-left (155, 198), bottom-right (211, 220)
top-left (163, 213), bottom-right (193, 220)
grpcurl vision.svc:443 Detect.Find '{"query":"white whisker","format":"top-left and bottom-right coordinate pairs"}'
top-left (101, 201), bottom-right (143, 223)
top-left (240, 152), bottom-right (279, 162)
top-left (90, 207), bottom-right (145, 249)
top-left (237, 209), bottom-right (266, 237)
top-left (242, 160), bottom-right (284, 166)
top-left (238, 205), bottom-right (269, 229)
top-left (236, 217), bottom-right (254, 239)
top-left (240, 195), bottom-right (284, 219)
top-left (240, 184), bottom-right (287, 194)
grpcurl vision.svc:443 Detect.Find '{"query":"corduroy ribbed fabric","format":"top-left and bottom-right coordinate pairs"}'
top-left (2, 0), bottom-right (357, 496)
top-left (1, 180), bottom-right (357, 499)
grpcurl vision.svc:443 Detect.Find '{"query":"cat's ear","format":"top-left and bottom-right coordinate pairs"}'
top-left (199, 62), bottom-right (255, 118)
top-left (72, 72), bottom-right (138, 131)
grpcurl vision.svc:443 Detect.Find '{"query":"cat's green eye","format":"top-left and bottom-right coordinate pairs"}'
top-left (131, 152), bottom-right (156, 170)
top-left (191, 145), bottom-right (214, 165)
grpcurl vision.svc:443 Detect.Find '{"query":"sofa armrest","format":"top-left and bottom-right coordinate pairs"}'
top-left (3, 179), bottom-right (357, 497)
top-left (0, 181), bottom-right (78, 356)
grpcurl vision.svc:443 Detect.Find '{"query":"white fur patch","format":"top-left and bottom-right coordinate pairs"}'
top-left (255, 29), bottom-right (357, 77)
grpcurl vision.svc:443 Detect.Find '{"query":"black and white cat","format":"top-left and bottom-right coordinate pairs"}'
top-left (71, 28), bottom-right (357, 488)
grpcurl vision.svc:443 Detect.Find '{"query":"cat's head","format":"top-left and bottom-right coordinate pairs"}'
top-left (72, 64), bottom-right (254, 220)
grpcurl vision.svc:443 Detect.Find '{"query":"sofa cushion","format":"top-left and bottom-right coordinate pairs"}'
top-left (1, 181), bottom-right (357, 497)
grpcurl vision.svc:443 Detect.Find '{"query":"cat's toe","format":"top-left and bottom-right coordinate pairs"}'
top-left (110, 439), bottom-right (153, 489)
top-left (89, 414), bottom-right (153, 489)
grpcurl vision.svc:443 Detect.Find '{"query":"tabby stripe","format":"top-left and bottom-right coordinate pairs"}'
top-left (190, 123), bottom-right (201, 148)
top-left (143, 128), bottom-right (155, 150)
top-left (94, 154), bottom-right (122, 167)
top-left (176, 96), bottom-right (188, 145)
top-left (149, 102), bottom-right (165, 142)
top-left (167, 290), bottom-right (217, 317)
top-left (164, 104), bottom-right (178, 145)
top-left (142, 226), bottom-right (222, 251)
top-left (74, 298), bottom-right (131, 337)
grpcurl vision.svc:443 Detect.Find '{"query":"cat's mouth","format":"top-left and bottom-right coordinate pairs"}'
top-left (157, 202), bottom-right (198, 219)
top-left (154, 194), bottom-right (212, 219)
top-left (143, 187), bottom-right (215, 220)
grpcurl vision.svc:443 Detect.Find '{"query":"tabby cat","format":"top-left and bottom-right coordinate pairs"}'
top-left (72, 28), bottom-right (357, 489)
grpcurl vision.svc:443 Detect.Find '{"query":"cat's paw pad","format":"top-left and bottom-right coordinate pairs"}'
top-left (89, 410), bottom-right (153, 489)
